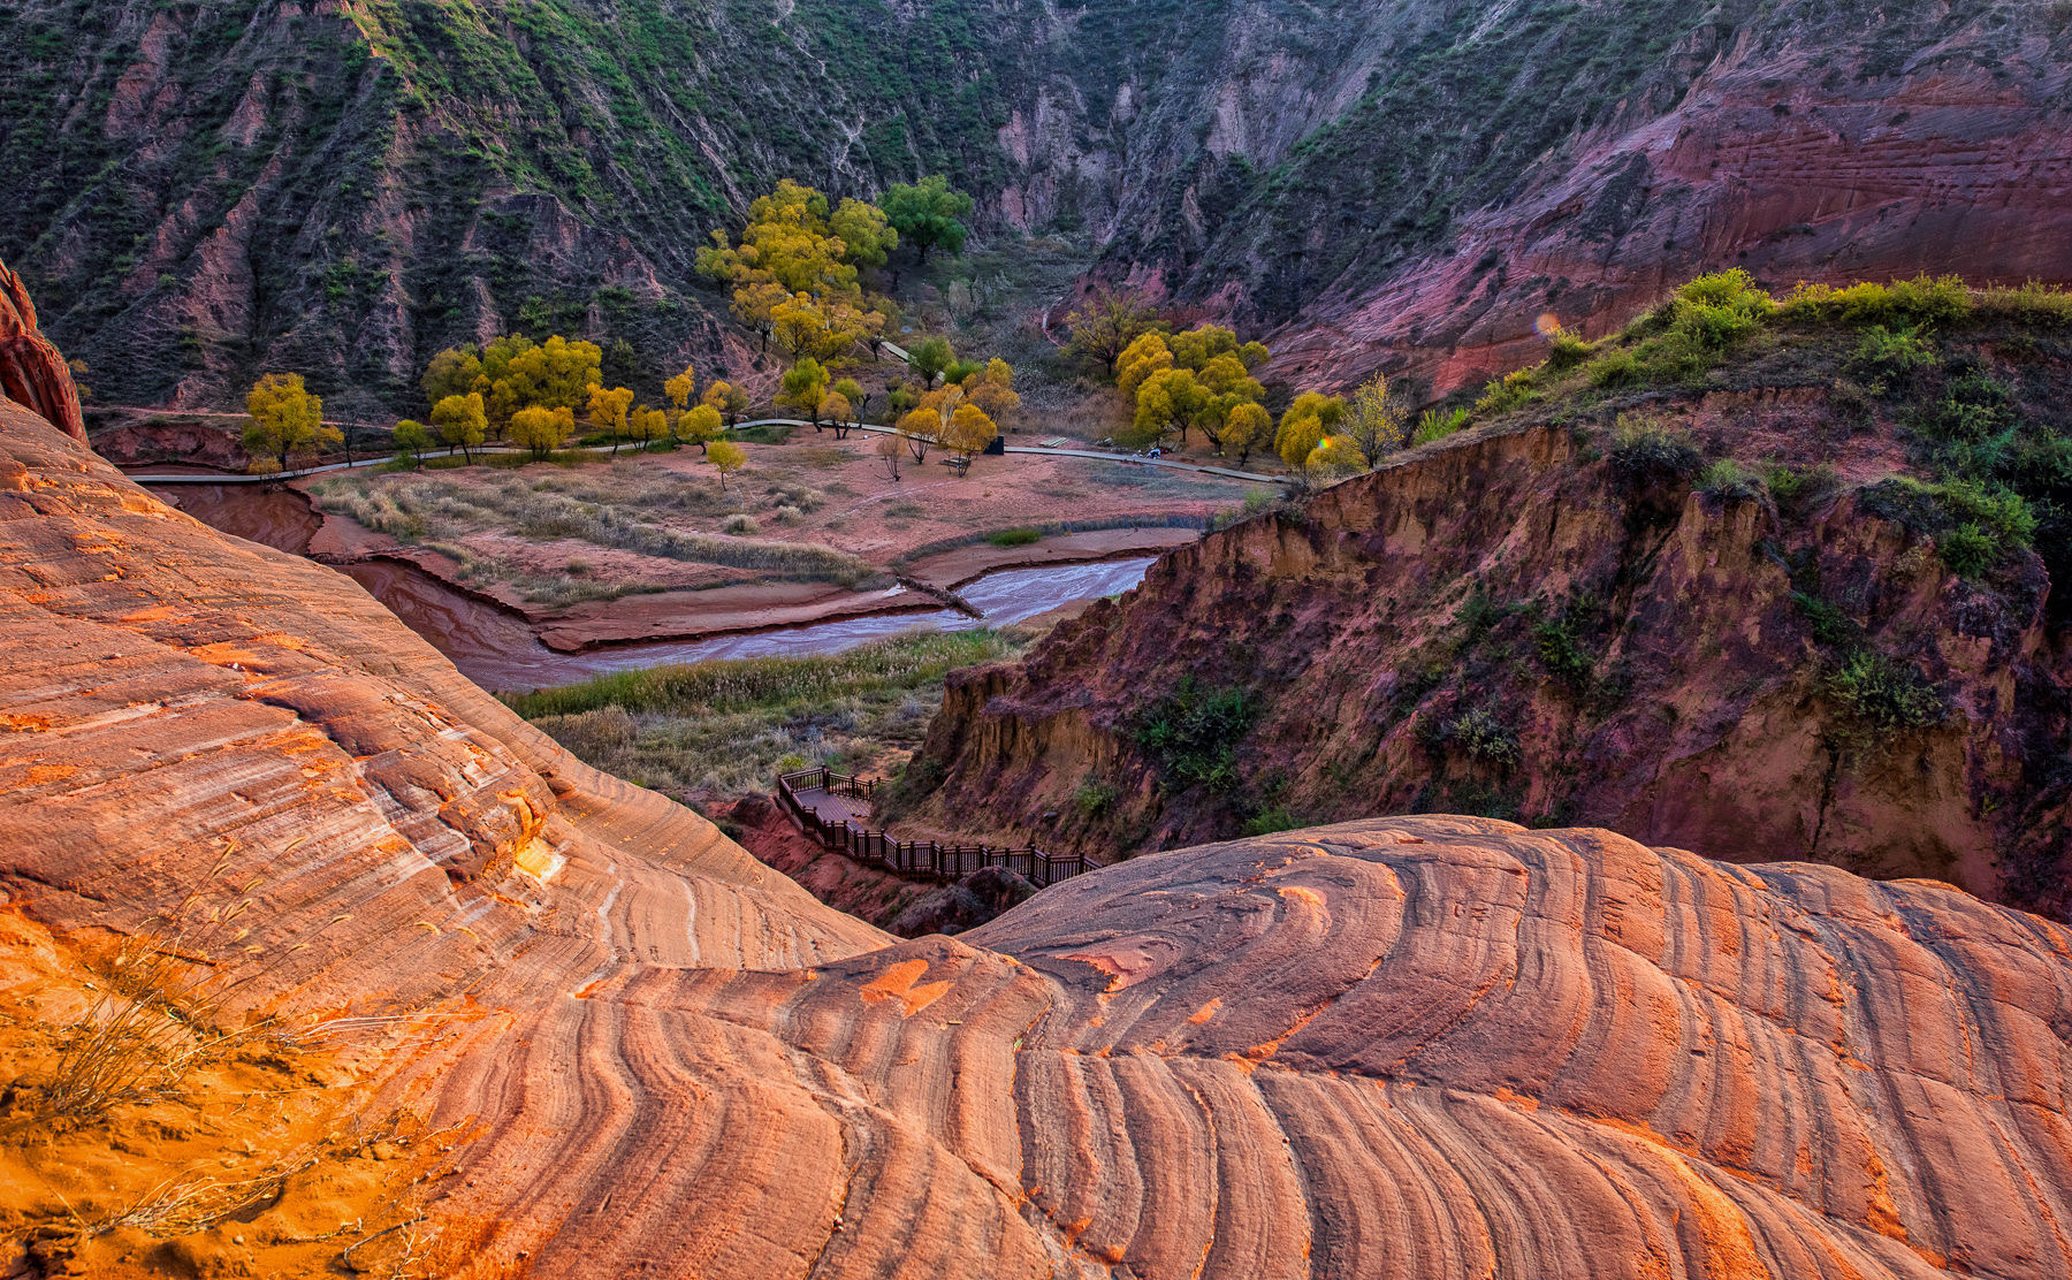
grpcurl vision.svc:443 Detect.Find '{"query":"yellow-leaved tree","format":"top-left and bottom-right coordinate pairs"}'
top-left (1339, 372), bottom-right (1404, 469)
top-left (586, 384), bottom-right (636, 453)
top-left (243, 373), bottom-right (337, 473)
top-left (431, 392), bottom-right (487, 463)
top-left (664, 365), bottom-right (697, 412)
top-left (707, 439), bottom-right (747, 491)
top-left (701, 380), bottom-right (746, 426)
top-left (1276, 392), bottom-right (1346, 469)
top-left (678, 403), bottom-right (724, 454)
top-left (510, 405), bottom-right (568, 461)
top-left (943, 402), bottom-right (998, 465)
top-left (1219, 401), bottom-right (1274, 466)
top-left (961, 358), bottom-right (1020, 430)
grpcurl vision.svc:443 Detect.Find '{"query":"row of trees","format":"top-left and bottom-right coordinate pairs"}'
top-left (1066, 284), bottom-right (1414, 478)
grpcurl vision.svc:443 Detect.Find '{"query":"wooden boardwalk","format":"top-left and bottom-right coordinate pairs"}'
top-left (776, 767), bottom-right (1093, 889)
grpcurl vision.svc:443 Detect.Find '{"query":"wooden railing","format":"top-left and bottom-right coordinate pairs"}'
top-left (776, 767), bottom-right (1092, 889)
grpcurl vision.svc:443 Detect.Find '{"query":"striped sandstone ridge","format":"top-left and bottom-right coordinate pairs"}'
top-left (4, 402), bottom-right (2072, 1276)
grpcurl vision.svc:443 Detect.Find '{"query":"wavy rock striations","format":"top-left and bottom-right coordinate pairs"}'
top-left (3, 404), bottom-right (2072, 1276)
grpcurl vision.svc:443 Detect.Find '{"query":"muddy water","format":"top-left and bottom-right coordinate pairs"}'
top-left (146, 480), bottom-right (1153, 692)
top-left (341, 556), bottom-right (1154, 691)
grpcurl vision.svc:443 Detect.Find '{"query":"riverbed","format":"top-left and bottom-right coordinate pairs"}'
top-left (148, 480), bottom-right (1154, 692)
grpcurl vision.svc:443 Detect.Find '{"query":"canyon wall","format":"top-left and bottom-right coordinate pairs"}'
top-left (4, 298), bottom-right (2072, 1275)
top-left (913, 394), bottom-right (2072, 919)
top-left (5, 0), bottom-right (2067, 409)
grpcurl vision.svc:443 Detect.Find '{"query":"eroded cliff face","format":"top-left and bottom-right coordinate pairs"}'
top-left (913, 391), bottom-right (2072, 919)
top-left (6, 1), bottom-right (2068, 408)
top-left (3, 397), bottom-right (2072, 1275)
top-left (0, 261), bottom-right (82, 442)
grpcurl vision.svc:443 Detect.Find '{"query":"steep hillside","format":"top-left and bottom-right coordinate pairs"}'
top-left (4, 0), bottom-right (2067, 410)
top-left (906, 277), bottom-right (2072, 919)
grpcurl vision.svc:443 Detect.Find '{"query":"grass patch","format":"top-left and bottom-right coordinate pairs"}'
top-left (987, 527), bottom-right (1043, 547)
top-left (310, 462), bottom-right (886, 595)
top-left (503, 630), bottom-right (1029, 799)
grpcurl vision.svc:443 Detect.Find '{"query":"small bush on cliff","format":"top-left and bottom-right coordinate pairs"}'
top-left (1824, 650), bottom-right (1946, 740)
top-left (1545, 325), bottom-right (1595, 371)
top-left (1850, 323), bottom-right (1938, 382)
top-left (1474, 367), bottom-right (1540, 415)
top-left (1608, 414), bottom-right (1702, 485)
top-left (1136, 679), bottom-right (1255, 793)
top-left (1765, 462), bottom-right (1839, 519)
top-left (1413, 406), bottom-right (1471, 445)
top-left (1073, 778), bottom-right (1118, 818)
top-left (1534, 614), bottom-right (1598, 689)
top-left (1697, 458), bottom-right (1763, 501)
top-left (1429, 706), bottom-right (1520, 768)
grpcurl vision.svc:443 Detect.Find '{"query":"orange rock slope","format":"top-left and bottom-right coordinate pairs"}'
top-left (4, 400), bottom-right (2072, 1277)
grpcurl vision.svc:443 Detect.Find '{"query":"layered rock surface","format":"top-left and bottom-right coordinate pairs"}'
top-left (4, 404), bottom-right (2072, 1276)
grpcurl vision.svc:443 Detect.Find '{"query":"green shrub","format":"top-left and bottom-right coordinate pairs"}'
top-left (1857, 475), bottom-right (2033, 576)
top-left (1587, 349), bottom-right (1642, 388)
top-left (1533, 616), bottom-right (1596, 687)
top-left (1546, 327), bottom-right (1594, 370)
top-left (1072, 779), bottom-right (1118, 818)
top-left (1791, 592), bottom-right (1855, 647)
top-left (1935, 524), bottom-right (2002, 578)
top-left (1413, 406), bottom-right (1471, 445)
top-left (1608, 414), bottom-right (1702, 484)
top-left (1697, 458), bottom-right (1762, 500)
top-left (1764, 462), bottom-right (1839, 518)
top-left (1976, 279), bottom-right (2072, 326)
top-left (1433, 706), bottom-right (1520, 767)
top-left (1474, 367), bottom-right (1540, 414)
top-left (1781, 275), bottom-right (1971, 326)
top-left (1240, 806), bottom-right (1305, 837)
top-left (1850, 324), bottom-right (1937, 376)
top-left (1135, 680), bottom-right (1255, 792)
top-left (1824, 650), bottom-right (1945, 738)
top-left (987, 527), bottom-right (1042, 547)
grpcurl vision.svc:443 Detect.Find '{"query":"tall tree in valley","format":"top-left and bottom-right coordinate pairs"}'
top-left (882, 175), bottom-right (974, 267)
top-left (587, 384), bottom-right (636, 454)
top-left (1340, 372), bottom-right (1406, 467)
top-left (1065, 285), bottom-right (1161, 374)
top-left (243, 373), bottom-right (336, 473)
top-left (431, 392), bottom-right (487, 464)
top-left (1219, 401), bottom-right (1274, 465)
top-left (510, 405), bottom-right (567, 461)
top-left (678, 404), bottom-right (724, 454)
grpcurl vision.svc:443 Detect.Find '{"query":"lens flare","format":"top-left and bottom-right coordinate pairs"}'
top-left (1535, 312), bottom-right (1563, 338)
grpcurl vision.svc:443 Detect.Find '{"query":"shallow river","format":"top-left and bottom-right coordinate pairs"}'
top-left (148, 480), bottom-right (1154, 692)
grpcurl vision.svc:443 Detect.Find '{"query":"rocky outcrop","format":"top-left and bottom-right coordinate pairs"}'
top-left (912, 373), bottom-right (2072, 918)
top-left (0, 260), bottom-right (82, 441)
top-left (4, 401), bottom-right (2072, 1275)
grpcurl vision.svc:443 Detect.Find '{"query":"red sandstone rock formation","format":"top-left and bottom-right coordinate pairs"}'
top-left (4, 400), bottom-right (2072, 1276)
top-left (0, 261), bottom-right (84, 443)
